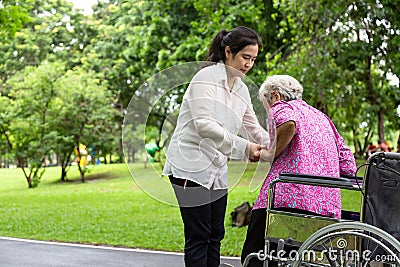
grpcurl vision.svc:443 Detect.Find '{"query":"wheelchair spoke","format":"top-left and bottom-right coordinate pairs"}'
top-left (293, 222), bottom-right (400, 267)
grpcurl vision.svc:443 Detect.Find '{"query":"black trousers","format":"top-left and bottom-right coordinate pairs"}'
top-left (241, 209), bottom-right (269, 267)
top-left (170, 176), bottom-right (228, 267)
top-left (241, 208), bottom-right (321, 267)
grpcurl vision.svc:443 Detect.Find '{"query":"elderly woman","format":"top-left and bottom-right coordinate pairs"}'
top-left (241, 75), bottom-right (357, 267)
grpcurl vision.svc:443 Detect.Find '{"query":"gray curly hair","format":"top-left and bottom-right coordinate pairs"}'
top-left (259, 75), bottom-right (303, 103)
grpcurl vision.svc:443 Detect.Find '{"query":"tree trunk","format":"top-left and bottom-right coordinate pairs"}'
top-left (77, 163), bottom-right (85, 183)
top-left (21, 166), bottom-right (33, 188)
top-left (397, 124), bottom-right (400, 153)
top-left (352, 127), bottom-right (359, 157)
top-left (61, 167), bottom-right (67, 181)
top-left (60, 152), bottom-right (71, 181)
top-left (378, 108), bottom-right (385, 142)
top-left (118, 132), bottom-right (124, 163)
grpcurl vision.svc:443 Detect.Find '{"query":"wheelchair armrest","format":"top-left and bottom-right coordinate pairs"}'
top-left (277, 173), bottom-right (363, 190)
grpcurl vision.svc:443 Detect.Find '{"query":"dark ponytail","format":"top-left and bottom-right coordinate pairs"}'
top-left (206, 26), bottom-right (262, 63)
top-left (206, 30), bottom-right (229, 63)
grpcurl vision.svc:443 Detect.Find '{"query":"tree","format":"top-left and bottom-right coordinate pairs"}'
top-left (0, 93), bottom-right (16, 168)
top-left (268, 0), bottom-right (400, 157)
top-left (0, 0), bottom-right (85, 83)
top-left (51, 67), bottom-right (118, 182)
top-left (2, 60), bottom-right (116, 186)
top-left (83, 0), bottom-right (203, 162)
top-left (106, 0), bottom-right (289, 154)
top-left (4, 61), bottom-right (63, 187)
top-left (2, 0), bottom-right (399, 175)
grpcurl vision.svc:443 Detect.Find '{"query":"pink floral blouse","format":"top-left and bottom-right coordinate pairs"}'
top-left (253, 100), bottom-right (357, 218)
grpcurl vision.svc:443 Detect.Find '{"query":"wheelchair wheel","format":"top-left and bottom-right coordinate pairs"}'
top-left (292, 221), bottom-right (400, 267)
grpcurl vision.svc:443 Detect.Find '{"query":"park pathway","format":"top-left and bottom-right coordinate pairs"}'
top-left (0, 237), bottom-right (241, 266)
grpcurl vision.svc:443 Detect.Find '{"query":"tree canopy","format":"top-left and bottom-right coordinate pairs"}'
top-left (0, 0), bottom-right (399, 187)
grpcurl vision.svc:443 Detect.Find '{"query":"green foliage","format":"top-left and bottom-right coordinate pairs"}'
top-left (1, 0), bottom-right (399, 185)
top-left (1, 60), bottom-right (118, 186)
top-left (0, 0), bottom-right (86, 83)
top-left (267, 0), bottom-right (400, 156)
top-left (4, 61), bottom-right (64, 187)
top-left (52, 66), bottom-right (118, 180)
top-left (0, 1), bottom-right (31, 41)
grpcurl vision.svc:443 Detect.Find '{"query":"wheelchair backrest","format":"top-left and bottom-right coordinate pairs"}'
top-left (362, 152), bottom-right (400, 241)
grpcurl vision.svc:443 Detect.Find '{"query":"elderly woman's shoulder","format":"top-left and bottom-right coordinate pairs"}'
top-left (273, 100), bottom-right (298, 109)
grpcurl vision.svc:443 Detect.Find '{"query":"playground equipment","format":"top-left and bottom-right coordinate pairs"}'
top-left (145, 143), bottom-right (159, 162)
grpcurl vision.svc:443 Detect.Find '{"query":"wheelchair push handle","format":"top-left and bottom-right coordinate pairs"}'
top-left (368, 151), bottom-right (400, 162)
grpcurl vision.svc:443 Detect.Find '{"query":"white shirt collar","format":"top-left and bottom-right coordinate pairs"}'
top-left (215, 61), bottom-right (243, 93)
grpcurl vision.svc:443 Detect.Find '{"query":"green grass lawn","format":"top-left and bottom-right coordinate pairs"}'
top-left (0, 161), bottom-right (364, 256)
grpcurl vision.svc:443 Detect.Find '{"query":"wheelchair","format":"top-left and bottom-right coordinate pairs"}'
top-left (243, 152), bottom-right (400, 267)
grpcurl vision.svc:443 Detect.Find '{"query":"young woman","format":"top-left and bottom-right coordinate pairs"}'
top-left (162, 26), bottom-right (269, 267)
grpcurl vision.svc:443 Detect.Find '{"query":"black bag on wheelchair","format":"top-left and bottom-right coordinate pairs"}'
top-left (362, 152), bottom-right (400, 256)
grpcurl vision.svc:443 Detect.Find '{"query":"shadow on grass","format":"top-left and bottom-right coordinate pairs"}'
top-left (50, 172), bottom-right (115, 184)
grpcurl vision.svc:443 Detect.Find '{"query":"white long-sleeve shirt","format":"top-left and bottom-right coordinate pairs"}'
top-left (162, 62), bottom-right (269, 189)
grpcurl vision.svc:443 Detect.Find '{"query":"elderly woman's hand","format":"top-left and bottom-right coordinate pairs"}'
top-left (260, 148), bottom-right (274, 162)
